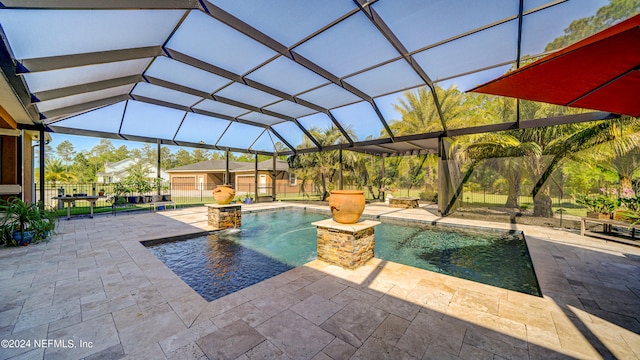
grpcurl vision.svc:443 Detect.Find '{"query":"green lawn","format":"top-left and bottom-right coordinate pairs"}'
top-left (51, 189), bottom-right (589, 218)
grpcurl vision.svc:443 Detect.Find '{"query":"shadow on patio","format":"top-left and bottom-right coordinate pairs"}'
top-left (0, 205), bottom-right (638, 359)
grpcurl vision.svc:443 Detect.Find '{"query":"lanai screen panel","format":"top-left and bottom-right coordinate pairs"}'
top-left (193, 100), bottom-right (249, 118)
top-left (344, 60), bottom-right (424, 98)
top-left (372, 0), bottom-right (520, 53)
top-left (131, 83), bottom-right (201, 108)
top-left (51, 102), bottom-right (127, 134)
top-left (251, 131), bottom-right (278, 153)
top-left (215, 83), bottom-right (283, 108)
top-left (413, 20), bottom-right (519, 82)
top-left (271, 122), bottom-right (314, 150)
top-left (0, 9), bottom-right (184, 59)
top-left (206, 0), bottom-right (355, 47)
top-left (165, 10), bottom-right (277, 76)
top-left (378, 87), bottom-right (445, 135)
top-left (25, 58), bottom-right (151, 94)
top-left (144, 57), bottom-right (231, 94)
top-left (264, 101), bottom-right (317, 119)
top-left (293, 12), bottom-right (400, 78)
top-left (0, 1), bottom-right (633, 155)
top-left (217, 122), bottom-right (267, 150)
top-left (239, 112), bottom-right (285, 126)
top-left (297, 84), bottom-right (362, 110)
top-left (37, 85), bottom-right (134, 115)
top-left (120, 101), bottom-right (185, 139)
top-left (331, 102), bottom-right (387, 141)
top-left (245, 56), bottom-right (330, 96)
top-left (174, 113), bottom-right (231, 145)
top-left (297, 113), bottom-right (350, 146)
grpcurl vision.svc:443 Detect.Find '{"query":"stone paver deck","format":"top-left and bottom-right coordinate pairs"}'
top-left (1, 202), bottom-right (639, 359)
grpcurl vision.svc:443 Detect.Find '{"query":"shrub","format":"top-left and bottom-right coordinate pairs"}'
top-left (575, 194), bottom-right (616, 213)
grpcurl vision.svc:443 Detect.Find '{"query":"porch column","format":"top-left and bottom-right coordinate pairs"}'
top-left (39, 129), bottom-right (45, 209)
top-left (18, 130), bottom-right (23, 201)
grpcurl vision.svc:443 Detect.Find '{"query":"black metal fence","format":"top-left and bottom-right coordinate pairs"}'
top-left (35, 181), bottom-right (325, 216)
top-left (459, 183), bottom-right (580, 210)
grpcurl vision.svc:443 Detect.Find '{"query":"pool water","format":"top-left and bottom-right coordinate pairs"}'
top-left (146, 210), bottom-right (540, 301)
top-left (375, 223), bottom-right (540, 296)
top-left (147, 211), bottom-right (325, 301)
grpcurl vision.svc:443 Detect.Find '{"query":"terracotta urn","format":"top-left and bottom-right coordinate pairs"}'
top-left (327, 190), bottom-right (365, 224)
top-left (213, 185), bottom-right (235, 205)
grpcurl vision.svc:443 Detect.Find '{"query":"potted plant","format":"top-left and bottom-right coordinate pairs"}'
top-left (130, 178), bottom-right (153, 203)
top-left (575, 194), bottom-right (616, 219)
top-left (614, 194), bottom-right (640, 221)
top-left (98, 189), bottom-right (105, 196)
top-left (110, 182), bottom-right (130, 205)
top-left (153, 178), bottom-right (171, 201)
top-left (0, 197), bottom-right (57, 246)
top-left (31, 205), bottom-right (57, 241)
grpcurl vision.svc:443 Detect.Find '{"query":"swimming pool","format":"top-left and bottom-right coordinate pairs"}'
top-left (146, 209), bottom-right (540, 301)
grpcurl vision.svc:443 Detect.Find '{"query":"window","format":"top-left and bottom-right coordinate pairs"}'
top-left (289, 172), bottom-right (297, 186)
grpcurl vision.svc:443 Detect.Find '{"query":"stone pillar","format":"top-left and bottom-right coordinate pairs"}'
top-left (206, 204), bottom-right (242, 230)
top-left (312, 219), bottom-right (380, 269)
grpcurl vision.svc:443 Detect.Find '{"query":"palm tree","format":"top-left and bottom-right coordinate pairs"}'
top-left (574, 120), bottom-right (640, 194)
top-left (389, 85), bottom-right (490, 136)
top-left (528, 118), bottom-right (640, 216)
top-left (456, 133), bottom-right (541, 207)
top-left (290, 126), bottom-right (356, 200)
top-left (457, 117), bottom-right (640, 217)
top-left (44, 158), bottom-right (75, 184)
top-left (390, 87), bottom-right (443, 134)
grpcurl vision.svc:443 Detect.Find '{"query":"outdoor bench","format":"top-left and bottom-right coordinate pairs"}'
top-left (580, 217), bottom-right (640, 247)
top-left (111, 201), bottom-right (177, 215)
top-left (149, 201), bottom-right (177, 212)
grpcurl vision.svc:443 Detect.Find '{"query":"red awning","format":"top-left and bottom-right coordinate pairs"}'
top-left (470, 14), bottom-right (640, 117)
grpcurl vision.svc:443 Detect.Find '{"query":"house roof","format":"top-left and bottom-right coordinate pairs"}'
top-left (167, 159), bottom-right (289, 173)
top-left (104, 157), bottom-right (136, 169)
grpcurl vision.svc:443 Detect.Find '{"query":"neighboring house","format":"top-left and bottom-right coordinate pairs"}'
top-left (166, 159), bottom-right (308, 196)
top-left (97, 158), bottom-right (169, 183)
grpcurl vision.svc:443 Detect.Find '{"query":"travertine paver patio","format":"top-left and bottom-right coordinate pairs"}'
top-left (0, 202), bottom-right (639, 359)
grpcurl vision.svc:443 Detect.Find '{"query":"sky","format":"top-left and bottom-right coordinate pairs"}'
top-left (47, 133), bottom-right (145, 154)
top-left (20, 0), bottom-right (611, 155)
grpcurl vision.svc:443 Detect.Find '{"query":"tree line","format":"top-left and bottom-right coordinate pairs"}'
top-left (40, 0), bottom-right (639, 220)
top-left (288, 0), bottom-right (640, 217)
top-left (41, 138), bottom-right (267, 185)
